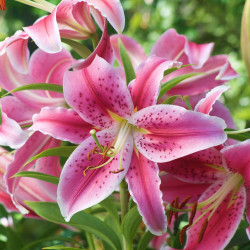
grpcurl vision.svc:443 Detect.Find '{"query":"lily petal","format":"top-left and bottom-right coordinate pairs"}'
top-left (24, 9), bottom-right (62, 53)
top-left (0, 110), bottom-right (28, 148)
top-left (0, 96), bottom-right (38, 124)
top-left (160, 174), bottom-right (210, 204)
top-left (57, 128), bottom-right (133, 221)
top-left (151, 29), bottom-right (186, 62)
top-left (30, 107), bottom-right (94, 144)
top-left (185, 182), bottom-right (245, 250)
top-left (35, 140), bottom-right (62, 200)
top-left (73, 22), bottom-right (114, 69)
top-left (129, 56), bottom-right (182, 111)
top-left (4, 132), bottom-right (52, 213)
top-left (184, 41), bottom-right (214, 69)
top-left (221, 140), bottom-right (250, 184)
top-left (162, 55), bottom-right (239, 96)
top-left (0, 30), bottom-right (29, 74)
top-left (195, 86), bottom-right (230, 114)
top-left (83, 0), bottom-right (125, 33)
top-left (126, 152), bottom-right (167, 235)
top-left (64, 55), bottom-right (134, 128)
top-left (159, 148), bottom-right (226, 184)
top-left (110, 34), bottom-right (147, 70)
top-left (130, 105), bottom-right (227, 163)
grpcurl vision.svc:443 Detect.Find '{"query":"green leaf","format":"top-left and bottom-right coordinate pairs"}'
top-left (1, 83), bottom-right (63, 98)
top-left (161, 95), bottom-right (183, 104)
top-left (12, 171), bottom-right (59, 185)
top-left (225, 129), bottom-right (250, 141)
top-left (21, 237), bottom-right (78, 250)
top-left (158, 72), bottom-right (203, 100)
top-left (25, 201), bottom-right (122, 250)
top-left (118, 39), bottom-right (136, 85)
top-left (137, 230), bottom-right (154, 250)
top-left (163, 64), bottom-right (194, 76)
top-left (62, 39), bottom-right (91, 59)
top-left (43, 246), bottom-right (83, 250)
top-left (100, 196), bottom-right (120, 225)
top-left (25, 146), bottom-right (77, 166)
top-left (121, 206), bottom-right (142, 248)
top-left (6, 227), bottom-right (23, 250)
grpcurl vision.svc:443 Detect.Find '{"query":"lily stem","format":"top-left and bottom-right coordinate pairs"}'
top-left (85, 231), bottom-right (95, 250)
top-left (120, 179), bottom-right (130, 250)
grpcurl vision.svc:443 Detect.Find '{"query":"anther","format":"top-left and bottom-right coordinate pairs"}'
top-left (167, 200), bottom-right (175, 225)
top-left (197, 218), bottom-right (208, 243)
top-left (189, 201), bottom-right (197, 225)
top-left (180, 224), bottom-right (189, 246)
top-left (110, 168), bottom-right (124, 174)
top-left (83, 166), bottom-right (92, 176)
top-left (174, 197), bottom-right (180, 220)
top-left (179, 196), bottom-right (192, 209)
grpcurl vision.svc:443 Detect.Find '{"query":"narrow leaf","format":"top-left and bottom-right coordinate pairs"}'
top-left (1, 83), bottom-right (63, 98)
top-left (121, 206), bottom-right (142, 248)
top-left (118, 39), bottom-right (136, 85)
top-left (62, 39), bottom-right (91, 59)
top-left (25, 201), bottom-right (122, 250)
top-left (25, 146), bottom-right (77, 166)
top-left (12, 171), bottom-right (59, 185)
top-left (137, 230), bottom-right (154, 250)
top-left (161, 95), bottom-right (183, 104)
top-left (225, 128), bottom-right (250, 141)
top-left (164, 64), bottom-right (194, 76)
top-left (43, 246), bottom-right (83, 250)
top-left (158, 72), bottom-right (204, 99)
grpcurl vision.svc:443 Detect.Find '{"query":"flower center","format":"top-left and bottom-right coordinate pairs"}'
top-left (166, 173), bottom-right (244, 245)
top-left (84, 120), bottom-right (132, 176)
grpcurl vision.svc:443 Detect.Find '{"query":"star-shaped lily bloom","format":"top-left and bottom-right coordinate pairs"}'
top-left (31, 55), bottom-right (227, 235)
top-left (159, 139), bottom-right (250, 249)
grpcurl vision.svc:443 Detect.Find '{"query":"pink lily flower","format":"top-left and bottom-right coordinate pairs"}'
top-left (111, 29), bottom-right (238, 96)
top-left (159, 139), bottom-right (250, 250)
top-left (31, 55), bottom-right (227, 235)
top-left (0, 43), bottom-right (75, 148)
top-left (23, 0), bottom-right (125, 53)
top-left (0, 145), bottom-right (57, 217)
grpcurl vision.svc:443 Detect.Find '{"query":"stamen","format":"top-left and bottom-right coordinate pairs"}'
top-left (174, 197), bottom-right (180, 220)
top-left (189, 201), bottom-right (197, 225)
top-left (167, 200), bottom-right (175, 225)
top-left (90, 129), bottom-right (103, 152)
top-left (110, 168), bottom-right (124, 174)
top-left (226, 128), bottom-right (250, 135)
top-left (197, 218), bottom-right (208, 243)
top-left (180, 224), bottom-right (189, 246)
top-left (179, 196), bottom-right (192, 209)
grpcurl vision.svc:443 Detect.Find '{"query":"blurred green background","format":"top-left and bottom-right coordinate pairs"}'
top-left (0, 1), bottom-right (250, 249)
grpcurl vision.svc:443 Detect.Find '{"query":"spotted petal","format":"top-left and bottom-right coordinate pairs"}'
top-left (125, 152), bottom-right (167, 235)
top-left (58, 128), bottom-right (133, 221)
top-left (159, 148), bottom-right (227, 184)
top-left (64, 55), bottom-right (134, 128)
top-left (130, 105), bottom-right (227, 163)
top-left (185, 182), bottom-right (245, 250)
